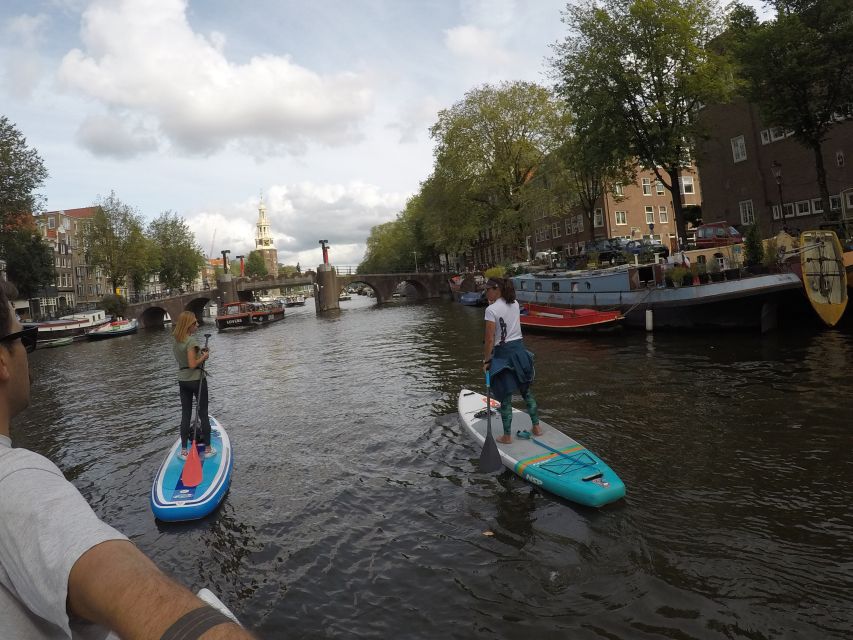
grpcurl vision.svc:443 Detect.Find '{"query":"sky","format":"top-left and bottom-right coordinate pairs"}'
top-left (1, 0), bottom-right (772, 268)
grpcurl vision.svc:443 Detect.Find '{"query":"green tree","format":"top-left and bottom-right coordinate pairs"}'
top-left (148, 211), bottom-right (205, 289)
top-left (429, 81), bottom-right (570, 252)
top-left (83, 191), bottom-right (147, 294)
top-left (733, 0), bottom-right (853, 220)
top-left (99, 293), bottom-right (127, 319)
top-left (743, 223), bottom-right (765, 267)
top-left (553, 0), bottom-right (735, 245)
top-left (245, 250), bottom-right (268, 277)
top-left (125, 226), bottom-right (160, 296)
top-left (0, 116), bottom-right (48, 235)
top-left (3, 229), bottom-right (55, 299)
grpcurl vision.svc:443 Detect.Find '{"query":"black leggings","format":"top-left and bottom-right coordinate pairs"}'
top-left (179, 378), bottom-right (211, 448)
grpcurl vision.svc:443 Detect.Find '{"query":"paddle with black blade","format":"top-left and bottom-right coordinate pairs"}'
top-left (478, 370), bottom-right (503, 473)
top-left (181, 332), bottom-right (211, 487)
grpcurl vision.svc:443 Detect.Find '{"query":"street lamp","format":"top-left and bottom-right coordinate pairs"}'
top-left (235, 255), bottom-right (245, 277)
top-left (413, 250), bottom-right (419, 273)
top-left (220, 249), bottom-right (231, 274)
top-left (771, 161), bottom-right (784, 233)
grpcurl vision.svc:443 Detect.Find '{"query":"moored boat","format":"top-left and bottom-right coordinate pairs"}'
top-left (459, 290), bottom-right (487, 306)
top-left (26, 310), bottom-right (110, 340)
top-left (797, 231), bottom-right (848, 327)
top-left (38, 336), bottom-right (75, 349)
top-left (521, 303), bottom-right (623, 333)
top-left (513, 264), bottom-right (806, 332)
top-left (86, 318), bottom-right (139, 340)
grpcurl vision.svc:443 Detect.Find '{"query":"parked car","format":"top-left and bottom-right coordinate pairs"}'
top-left (623, 239), bottom-right (670, 261)
top-left (581, 238), bottom-right (626, 265)
top-left (694, 222), bottom-right (743, 248)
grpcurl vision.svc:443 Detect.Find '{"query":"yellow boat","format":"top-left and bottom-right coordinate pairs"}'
top-left (800, 231), bottom-right (848, 327)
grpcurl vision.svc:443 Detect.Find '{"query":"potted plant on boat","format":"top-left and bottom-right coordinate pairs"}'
top-left (668, 266), bottom-right (688, 288)
top-left (707, 259), bottom-right (724, 282)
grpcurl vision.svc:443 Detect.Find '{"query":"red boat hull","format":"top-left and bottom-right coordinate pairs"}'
top-left (520, 304), bottom-right (623, 333)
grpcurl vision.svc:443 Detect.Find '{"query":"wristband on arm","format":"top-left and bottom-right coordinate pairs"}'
top-left (160, 606), bottom-right (235, 640)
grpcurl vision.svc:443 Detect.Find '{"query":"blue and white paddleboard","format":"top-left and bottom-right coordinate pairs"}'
top-left (458, 389), bottom-right (625, 507)
top-left (150, 416), bottom-right (233, 522)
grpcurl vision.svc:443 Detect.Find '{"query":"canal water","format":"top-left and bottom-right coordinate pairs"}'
top-left (17, 296), bottom-right (853, 639)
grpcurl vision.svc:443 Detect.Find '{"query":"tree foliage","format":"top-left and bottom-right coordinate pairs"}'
top-left (552, 0), bottom-right (734, 243)
top-left (83, 192), bottom-right (149, 294)
top-left (3, 229), bottom-right (55, 299)
top-left (245, 250), bottom-right (268, 277)
top-left (148, 211), bottom-right (205, 289)
top-left (732, 0), bottom-right (853, 218)
top-left (428, 81), bottom-right (570, 250)
top-left (0, 116), bottom-right (48, 236)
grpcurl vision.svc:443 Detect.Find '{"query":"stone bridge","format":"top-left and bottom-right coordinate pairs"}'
top-left (125, 268), bottom-right (452, 326)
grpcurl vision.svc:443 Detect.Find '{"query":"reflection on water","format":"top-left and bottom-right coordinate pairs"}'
top-left (16, 296), bottom-right (853, 638)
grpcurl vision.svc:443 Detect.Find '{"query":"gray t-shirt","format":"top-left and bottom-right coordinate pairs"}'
top-left (173, 336), bottom-right (201, 382)
top-left (0, 435), bottom-right (127, 639)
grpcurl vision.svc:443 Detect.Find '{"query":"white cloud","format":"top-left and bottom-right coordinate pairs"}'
top-left (185, 181), bottom-right (408, 267)
top-left (56, 0), bottom-right (375, 157)
top-left (2, 13), bottom-right (50, 98)
top-left (444, 25), bottom-right (511, 65)
top-left (386, 96), bottom-right (443, 144)
top-left (75, 112), bottom-right (158, 158)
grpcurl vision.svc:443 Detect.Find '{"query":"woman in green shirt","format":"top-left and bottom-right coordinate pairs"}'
top-left (172, 311), bottom-right (214, 458)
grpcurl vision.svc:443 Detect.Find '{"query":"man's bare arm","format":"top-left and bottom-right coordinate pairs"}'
top-left (68, 539), bottom-right (255, 639)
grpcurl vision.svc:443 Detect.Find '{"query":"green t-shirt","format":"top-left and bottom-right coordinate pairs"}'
top-left (173, 336), bottom-right (202, 382)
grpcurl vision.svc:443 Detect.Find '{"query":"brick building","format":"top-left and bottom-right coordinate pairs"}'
top-left (695, 100), bottom-right (853, 238)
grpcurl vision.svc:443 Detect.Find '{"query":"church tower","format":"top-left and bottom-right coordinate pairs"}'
top-left (255, 196), bottom-right (278, 275)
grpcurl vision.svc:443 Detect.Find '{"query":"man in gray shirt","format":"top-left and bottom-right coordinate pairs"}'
top-left (0, 281), bottom-right (256, 639)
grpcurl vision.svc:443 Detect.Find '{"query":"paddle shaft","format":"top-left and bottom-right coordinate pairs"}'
top-left (190, 334), bottom-right (212, 443)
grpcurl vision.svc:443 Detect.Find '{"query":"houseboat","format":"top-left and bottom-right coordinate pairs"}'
top-left (215, 301), bottom-right (285, 331)
top-left (512, 263), bottom-right (807, 332)
top-left (26, 310), bottom-right (110, 340)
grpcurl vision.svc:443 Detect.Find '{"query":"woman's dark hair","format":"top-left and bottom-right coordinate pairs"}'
top-left (497, 277), bottom-right (516, 304)
top-left (0, 281), bottom-right (19, 339)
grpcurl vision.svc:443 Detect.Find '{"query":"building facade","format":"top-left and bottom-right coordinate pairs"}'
top-left (529, 165), bottom-right (703, 260)
top-left (695, 100), bottom-right (853, 238)
top-left (32, 206), bottom-right (106, 317)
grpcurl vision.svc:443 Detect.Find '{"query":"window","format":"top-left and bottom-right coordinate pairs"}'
top-left (760, 130), bottom-right (771, 145)
top-left (613, 183), bottom-right (624, 196)
top-left (739, 199), bottom-right (755, 225)
top-left (731, 135), bottom-right (747, 162)
top-left (772, 205), bottom-right (782, 220)
top-left (615, 210), bottom-right (627, 225)
top-left (769, 127), bottom-right (786, 141)
top-left (565, 219), bottom-right (572, 235)
top-left (847, 192), bottom-right (853, 208)
top-left (658, 206), bottom-right (668, 223)
top-left (812, 198), bottom-right (824, 214)
top-left (679, 176), bottom-right (695, 195)
top-left (552, 222), bottom-right (561, 238)
top-left (655, 180), bottom-right (665, 195)
top-left (48, 217), bottom-right (55, 229)
top-left (796, 200), bottom-right (811, 217)
top-left (783, 203), bottom-right (796, 218)
top-left (551, 282), bottom-right (560, 292)
top-left (642, 178), bottom-right (651, 195)
top-left (830, 195), bottom-right (841, 211)
top-left (576, 214), bottom-right (584, 233)
top-left (593, 209), bottom-right (604, 227)
top-left (645, 206), bottom-right (654, 224)
top-left (837, 151), bottom-right (846, 167)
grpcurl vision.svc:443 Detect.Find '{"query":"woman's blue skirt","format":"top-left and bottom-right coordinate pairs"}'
top-left (489, 339), bottom-right (535, 398)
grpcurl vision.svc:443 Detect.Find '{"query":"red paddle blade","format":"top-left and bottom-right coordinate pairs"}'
top-left (181, 441), bottom-right (203, 487)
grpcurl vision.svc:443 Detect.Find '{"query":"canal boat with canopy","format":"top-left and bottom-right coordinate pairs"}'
top-left (457, 389), bottom-right (625, 507)
top-left (86, 318), bottom-right (138, 339)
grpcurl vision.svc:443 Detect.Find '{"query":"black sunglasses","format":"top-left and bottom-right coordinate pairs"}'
top-left (0, 326), bottom-right (38, 353)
